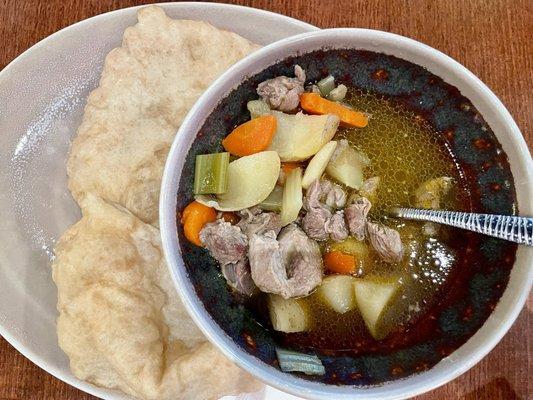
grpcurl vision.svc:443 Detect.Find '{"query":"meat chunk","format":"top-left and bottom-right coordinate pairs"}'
top-left (414, 176), bottom-right (453, 236)
top-left (345, 196), bottom-right (372, 240)
top-left (237, 207), bottom-right (281, 238)
top-left (302, 206), bottom-right (330, 241)
top-left (414, 176), bottom-right (453, 210)
top-left (257, 65), bottom-right (306, 112)
top-left (367, 222), bottom-right (404, 263)
top-left (249, 224), bottom-right (323, 299)
top-left (302, 180), bottom-right (332, 241)
top-left (302, 179), bottom-right (349, 242)
top-left (199, 220), bottom-right (248, 265)
top-left (325, 211), bottom-right (349, 242)
top-left (303, 179), bottom-right (323, 211)
top-left (221, 260), bottom-right (256, 297)
top-left (321, 180), bottom-right (347, 209)
top-left (359, 176), bottom-right (380, 203)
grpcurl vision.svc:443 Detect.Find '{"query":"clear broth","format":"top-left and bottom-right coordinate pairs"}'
top-left (251, 90), bottom-right (472, 354)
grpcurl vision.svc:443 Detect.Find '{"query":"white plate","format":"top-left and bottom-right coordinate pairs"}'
top-left (0, 3), bottom-right (316, 399)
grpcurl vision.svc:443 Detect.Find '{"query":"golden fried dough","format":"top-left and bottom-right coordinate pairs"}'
top-left (67, 5), bottom-right (259, 225)
top-left (53, 194), bottom-right (259, 399)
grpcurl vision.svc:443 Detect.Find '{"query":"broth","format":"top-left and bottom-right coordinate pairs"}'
top-left (249, 90), bottom-right (472, 355)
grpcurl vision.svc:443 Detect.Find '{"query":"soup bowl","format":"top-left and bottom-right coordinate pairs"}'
top-left (160, 29), bottom-right (532, 399)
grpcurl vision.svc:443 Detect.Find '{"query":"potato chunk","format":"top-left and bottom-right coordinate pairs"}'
top-left (268, 294), bottom-right (309, 333)
top-left (196, 151), bottom-right (280, 211)
top-left (268, 111), bottom-right (339, 162)
top-left (318, 275), bottom-right (356, 314)
top-left (326, 139), bottom-right (369, 189)
top-left (353, 277), bottom-right (399, 339)
top-left (302, 141), bottom-right (338, 189)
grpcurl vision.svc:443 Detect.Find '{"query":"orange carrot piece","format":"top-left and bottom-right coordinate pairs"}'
top-left (300, 92), bottom-right (368, 128)
top-left (181, 201), bottom-right (217, 246)
top-left (221, 212), bottom-right (240, 225)
top-left (323, 251), bottom-right (357, 274)
top-left (281, 162), bottom-right (304, 174)
top-left (222, 115), bottom-right (277, 156)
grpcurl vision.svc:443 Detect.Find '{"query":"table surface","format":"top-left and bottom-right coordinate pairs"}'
top-left (0, 0), bottom-right (531, 399)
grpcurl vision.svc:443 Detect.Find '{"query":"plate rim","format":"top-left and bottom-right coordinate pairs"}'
top-left (0, 3), bottom-right (318, 400)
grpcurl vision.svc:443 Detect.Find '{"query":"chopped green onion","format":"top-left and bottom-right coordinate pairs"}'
top-left (259, 185), bottom-right (283, 211)
top-left (317, 75), bottom-right (335, 97)
top-left (275, 348), bottom-right (325, 376)
top-left (280, 167), bottom-right (303, 226)
top-left (247, 99), bottom-right (271, 119)
top-left (194, 152), bottom-right (229, 195)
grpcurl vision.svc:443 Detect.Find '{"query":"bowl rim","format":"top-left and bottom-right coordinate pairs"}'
top-left (160, 27), bottom-right (533, 400)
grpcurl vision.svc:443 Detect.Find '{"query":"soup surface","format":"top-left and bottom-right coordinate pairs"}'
top-left (243, 89), bottom-right (472, 354)
top-left (177, 50), bottom-right (517, 384)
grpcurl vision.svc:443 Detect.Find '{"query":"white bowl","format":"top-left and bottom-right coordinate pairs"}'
top-left (160, 29), bottom-right (533, 400)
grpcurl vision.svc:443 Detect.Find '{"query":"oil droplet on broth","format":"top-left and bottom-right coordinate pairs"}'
top-left (299, 90), bottom-right (468, 349)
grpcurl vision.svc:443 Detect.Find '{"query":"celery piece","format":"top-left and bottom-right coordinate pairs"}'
top-left (328, 84), bottom-right (348, 102)
top-left (317, 75), bottom-right (335, 97)
top-left (275, 348), bottom-right (325, 375)
top-left (194, 152), bottom-right (230, 195)
top-left (259, 185), bottom-right (283, 212)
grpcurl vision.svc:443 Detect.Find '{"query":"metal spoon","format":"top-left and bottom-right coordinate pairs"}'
top-left (389, 207), bottom-right (533, 246)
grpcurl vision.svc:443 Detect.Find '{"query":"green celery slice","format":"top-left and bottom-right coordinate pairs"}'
top-left (317, 75), bottom-right (335, 96)
top-left (194, 152), bottom-right (230, 195)
top-left (275, 348), bottom-right (325, 375)
top-left (258, 186), bottom-right (283, 211)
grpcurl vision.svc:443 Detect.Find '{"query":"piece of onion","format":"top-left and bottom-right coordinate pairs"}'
top-left (301, 141), bottom-right (337, 189)
top-left (280, 167), bottom-right (303, 226)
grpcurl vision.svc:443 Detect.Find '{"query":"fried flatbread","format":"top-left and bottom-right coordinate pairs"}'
top-left (53, 194), bottom-right (259, 399)
top-left (67, 5), bottom-right (259, 225)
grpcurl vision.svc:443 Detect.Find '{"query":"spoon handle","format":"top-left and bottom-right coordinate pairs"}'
top-left (390, 208), bottom-right (533, 246)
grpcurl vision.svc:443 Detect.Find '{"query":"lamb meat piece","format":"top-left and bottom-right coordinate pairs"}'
top-left (304, 179), bottom-right (346, 210)
top-left (301, 206), bottom-right (331, 241)
top-left (414, 176), bottom-right (453, 210)
top-left (345, 196), bottom-right (372, 240)
top-left (302, 179), bottom-right (349, 241)
top-left (221, 259), bottom-right (256, 297)
top-left (321, 180), bottom-right (347, 209)
top-left (238, 207), bottom-right (282, 238)
top-left (325, 210), bottom-right (349, 242)
top-left (359, 176), bottom-right (380, 203)
top-left (199, 220), bottom-right (248, 265)
top-left (249, 224), bottom-right (323, 299)
top-left (248, 231), bottom-right (286, 295)
top-left (302, 180), bottom-right (332, 241)
top-left (367, 222), bottom-right (404, 263)
top-left (278, 225), bottom-right (323, 296)
top-left (303, 179), bottom-right (323, 211)
top-left (257, 65), bottom-right (306, 112)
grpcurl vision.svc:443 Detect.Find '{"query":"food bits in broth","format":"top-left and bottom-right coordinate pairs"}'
top-left (286, 90), bottom-right (469, 352)
top-left (185, 67), bottom-right (472, 367)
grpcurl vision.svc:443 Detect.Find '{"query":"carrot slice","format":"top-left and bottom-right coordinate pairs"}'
top-left (181, 201), bottom-right (217, 246)
top-left (281, 162), bottom-right (304, 174)
top-left (323, 251), bottom-right (357, 274)
top-left (300, 92), bottom-right (368, 128)
top-left (222, 115), bottom-right (277, 156)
